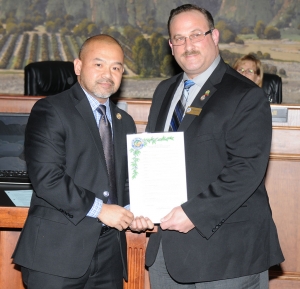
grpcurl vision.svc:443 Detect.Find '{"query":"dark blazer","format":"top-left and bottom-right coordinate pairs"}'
top-left (145, 59), bottom-right (284, 283)
top-left (12, 82), bottom-right (136, 279)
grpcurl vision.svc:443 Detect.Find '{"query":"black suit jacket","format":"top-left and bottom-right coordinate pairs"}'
top-left (12, 82), bottom-right (136, 279)
top-left (145, 59), bottom-right (284, 283)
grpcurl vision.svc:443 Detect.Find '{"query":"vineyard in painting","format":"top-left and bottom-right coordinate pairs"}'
top-left (0, 33), bottom-right (83, 69)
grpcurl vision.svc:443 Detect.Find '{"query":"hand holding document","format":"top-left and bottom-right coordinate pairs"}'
top-left (127, 132), bottom-right (187, 223)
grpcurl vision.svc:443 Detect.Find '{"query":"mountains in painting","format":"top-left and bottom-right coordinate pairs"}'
top-left (0, 0), bottom-right (299, 30)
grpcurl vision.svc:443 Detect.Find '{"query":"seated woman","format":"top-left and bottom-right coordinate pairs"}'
top-left (234, 54), bottom-right (282, 103)
top-left (233, 54), bottom-right (263, 87)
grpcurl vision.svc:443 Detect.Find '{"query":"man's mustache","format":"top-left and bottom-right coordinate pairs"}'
top-left (182, 50), bottom-right (200, 57)
top-left (97, 78), bottom-right (114, 86)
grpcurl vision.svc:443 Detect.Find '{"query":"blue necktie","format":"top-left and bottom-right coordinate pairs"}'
top-left (98, 105), bottom-right (117, 204)
top-left (169, 80), bottom-right (195, 131)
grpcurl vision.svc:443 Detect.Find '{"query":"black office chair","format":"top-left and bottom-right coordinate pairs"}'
top-left (262, 73), bottom-right (282, 104)
top-left (24, 61), bottom-right (77, 96)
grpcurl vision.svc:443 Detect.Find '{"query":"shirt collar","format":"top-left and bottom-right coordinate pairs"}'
top-left (81, 86), bottom-right (111, 112)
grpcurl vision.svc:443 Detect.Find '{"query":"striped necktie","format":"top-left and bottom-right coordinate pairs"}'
top-left (97, 105), bottom-right (117, 204)
top-left (169, 80), bottom-right (195, 131)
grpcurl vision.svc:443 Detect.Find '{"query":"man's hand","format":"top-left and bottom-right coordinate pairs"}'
top-left (98, 204), bottom-right (134, 231)
top-left (160, 206), bottom-right (194, 233)
top-left (129, 216), bottom-right (154, 232)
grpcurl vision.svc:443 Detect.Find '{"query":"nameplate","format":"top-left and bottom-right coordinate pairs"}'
top-left (186, 107), bottom-right (202, 116)
top-left (271, 107), bottom-right (288, 123)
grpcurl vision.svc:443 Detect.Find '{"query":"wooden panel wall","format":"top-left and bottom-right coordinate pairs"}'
top-left (0, 231), bottom-right (25, 288)
top-left (0, 207), bottom-right (29, 289)
top-left (266, 105), bottom-right (300, 288)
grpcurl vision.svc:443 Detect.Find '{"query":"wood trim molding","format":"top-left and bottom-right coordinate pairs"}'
top-left (269, 270), bottom-right (300, 281)
top-left (0, 95), bottom-right (43, 101)
top-left (271, 104), bottom-right (300, 109)
top-left (269, 153), bottom-right (300, 161)
top-left (273, 126), bottom-right (300, 130)
top-left (115, 98), bottom-right (152, 105)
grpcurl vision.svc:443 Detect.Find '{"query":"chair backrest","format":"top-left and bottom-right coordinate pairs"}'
top-left (262, 73), bottom-right (282, 104)
top-left (24, 61), bottom-right (77, 96)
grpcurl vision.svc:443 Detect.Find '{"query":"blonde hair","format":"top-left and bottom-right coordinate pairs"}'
top-left (233, 54), bottom-right (263, 87)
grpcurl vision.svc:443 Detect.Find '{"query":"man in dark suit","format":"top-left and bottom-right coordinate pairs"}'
top-left (13, 35), bottom-right (137, 289)
top-left (144, 4), bottom-right (284, 289)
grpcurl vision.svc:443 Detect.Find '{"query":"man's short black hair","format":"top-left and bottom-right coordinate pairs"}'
top-left (167, 4), bottom-right (215, 37)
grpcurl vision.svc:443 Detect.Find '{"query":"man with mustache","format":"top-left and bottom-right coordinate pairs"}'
top-left (144, 4), bottom-right (284, 289)
top-left (12, 34), bottom-right (151, 289)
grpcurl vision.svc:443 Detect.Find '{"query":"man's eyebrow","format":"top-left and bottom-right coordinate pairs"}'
top-left (113, 62), bottom-right (124, 67)
top-left (173, 29), bottom-right (203, 37)
top-left (93, 58), bottom-right (123, 67)
top-left (93, 57), bottom-right (105, 62)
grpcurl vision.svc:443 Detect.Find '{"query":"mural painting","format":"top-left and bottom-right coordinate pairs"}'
top-left (0, 0), bottom-right (299, 103)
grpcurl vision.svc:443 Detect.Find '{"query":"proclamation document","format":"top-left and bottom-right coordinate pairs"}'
top-left (127, 132), bottom-right (187, 223)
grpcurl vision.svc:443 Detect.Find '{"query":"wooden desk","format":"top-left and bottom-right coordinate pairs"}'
top-left (1, 96), bottom-right (300, 288)
top-left (0, 94), bottom-right (43, 113)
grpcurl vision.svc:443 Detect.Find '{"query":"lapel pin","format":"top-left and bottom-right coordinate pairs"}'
top-left (200, 90), bottom-right (210, 101)
top-left (116, 113), bottom-right (122, 120)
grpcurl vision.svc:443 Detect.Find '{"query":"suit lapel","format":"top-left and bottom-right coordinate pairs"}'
top-left (178, 59), bottom-right (228, 132)
top-left (71, 83), bottom-right (107, 170)
top-left (178, 81), bottom-right (217, 132)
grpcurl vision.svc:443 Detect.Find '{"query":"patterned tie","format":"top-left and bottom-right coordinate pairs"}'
top-left (98, 105), bottom-right (117, 204)
top-left (169, 80), bottom-right (195, 131)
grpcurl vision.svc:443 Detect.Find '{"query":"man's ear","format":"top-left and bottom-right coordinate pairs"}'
top-left (73, 59), bottom-right (82, 76)
top-left (211, 29), bottom-right (220, 46)
top-left (169, 39), bottom-right (174, 56)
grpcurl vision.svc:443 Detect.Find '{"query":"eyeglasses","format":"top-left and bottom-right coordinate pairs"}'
top-left (237, 68), bottom-right (257, 75)
top-left (170, 29), bottom-right (214, 46)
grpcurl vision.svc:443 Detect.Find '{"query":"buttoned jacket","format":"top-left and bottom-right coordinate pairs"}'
top-left (13, 82), bottom-right (136, 278)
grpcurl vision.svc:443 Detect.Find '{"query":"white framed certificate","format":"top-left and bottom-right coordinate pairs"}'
top-left (127, 132), bottom-right (187, 223)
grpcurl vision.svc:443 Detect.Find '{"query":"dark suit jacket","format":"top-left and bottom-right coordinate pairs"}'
top-left (12, 82), bottom-right (136, 279)
top-left (145, 59), bottom-right (284, 283)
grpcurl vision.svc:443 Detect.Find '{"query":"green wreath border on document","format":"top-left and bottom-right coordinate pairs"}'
top-left (129, 136), bottom-right (174, 179)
